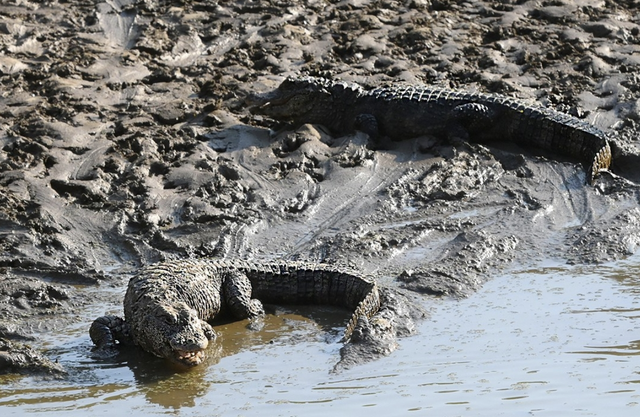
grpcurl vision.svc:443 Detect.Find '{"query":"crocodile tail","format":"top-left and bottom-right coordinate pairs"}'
top-left (343, 283), bottom-right (381, 341)
top-left (589, 141), bottom-right (612, 184)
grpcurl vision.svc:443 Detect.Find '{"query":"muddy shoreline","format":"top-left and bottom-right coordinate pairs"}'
top-left (1, 0), bottom-right (640, 375)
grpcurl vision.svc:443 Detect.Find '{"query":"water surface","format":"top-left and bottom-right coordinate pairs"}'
top-left (1, 260), bottom-right (640, 416)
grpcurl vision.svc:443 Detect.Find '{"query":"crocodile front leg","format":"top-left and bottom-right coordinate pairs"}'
top-left (222, 270), bottom-right (265, 320)
top-left (89, 315), bottom-right (133, 350)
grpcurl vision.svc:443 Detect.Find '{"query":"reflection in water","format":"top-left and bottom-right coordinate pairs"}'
top-left (116, 347), bottom-right (214, 409)
top-left (2, 260), bottom-right (640, 416)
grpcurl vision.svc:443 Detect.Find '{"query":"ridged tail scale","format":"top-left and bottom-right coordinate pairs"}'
top-left (227, 260), bottom-right (381, 341)
top-left (498, 100), bottom-right (612, 184)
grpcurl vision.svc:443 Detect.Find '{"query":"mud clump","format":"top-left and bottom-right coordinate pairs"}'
top-left (0, 338), bottom-right (66, 376)
top-left (398, 231), bottom-right (519, 297)
top-left (1, 0), bottom-right (640, 375)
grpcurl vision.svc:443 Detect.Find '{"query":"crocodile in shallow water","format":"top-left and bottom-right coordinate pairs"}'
top-left (247, 76), bottom-right (612, 184)
top-left (90, 259), bottom-right (383, 368)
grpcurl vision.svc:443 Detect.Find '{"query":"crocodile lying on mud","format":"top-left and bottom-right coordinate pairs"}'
top-left (90, 259), bottom-right (413, 369)
top-left (248, 76), bottom-right (612, 184)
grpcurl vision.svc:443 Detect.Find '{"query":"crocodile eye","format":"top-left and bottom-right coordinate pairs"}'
top-left (157, 312), bottom-right (176, 325)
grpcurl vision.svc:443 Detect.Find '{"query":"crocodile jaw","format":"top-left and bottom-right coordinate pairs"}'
top-left (174, 348), bottom-right (206, 367)
top-left (246, 90), bottom-right (300, 117)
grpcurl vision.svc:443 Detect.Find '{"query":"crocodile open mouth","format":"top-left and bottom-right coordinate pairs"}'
top-left (174, 349), bottom-right (205, 366)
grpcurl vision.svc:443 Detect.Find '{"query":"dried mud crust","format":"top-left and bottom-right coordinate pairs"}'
top-left (1, 0), bottom-right (640, 374)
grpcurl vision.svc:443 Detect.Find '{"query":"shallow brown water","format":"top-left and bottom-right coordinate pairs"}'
top-left (2, 258), bottom-right (640, 416)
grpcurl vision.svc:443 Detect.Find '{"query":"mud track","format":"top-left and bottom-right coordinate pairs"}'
top-left (1, 0), bottom-right (640, 374)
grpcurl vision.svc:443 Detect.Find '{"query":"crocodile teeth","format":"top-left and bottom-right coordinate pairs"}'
top-left (175, 349), bottom-right (205, 365)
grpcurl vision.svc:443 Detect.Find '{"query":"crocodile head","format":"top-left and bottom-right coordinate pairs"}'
top-left (135, 301), bottom-right (216, 367)
top-left (246, 76), bottom-right (336, 122)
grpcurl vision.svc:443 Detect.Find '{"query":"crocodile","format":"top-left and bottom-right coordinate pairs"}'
top-left (247, 76), bottom-right (612, 184)
top-left (90, 259), bottom-right (382, 368)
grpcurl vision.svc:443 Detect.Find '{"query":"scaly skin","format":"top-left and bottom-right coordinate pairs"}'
top-left (90, 259), bottom-right (380, 367)
top-left (247, 76), bottom-right (612, 184)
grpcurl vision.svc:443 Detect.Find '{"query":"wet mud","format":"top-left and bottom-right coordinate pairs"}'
top-left (1, 0), bottom-right (640, 374)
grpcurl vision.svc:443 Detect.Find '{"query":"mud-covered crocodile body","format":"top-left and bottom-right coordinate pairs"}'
top-left (248, 76), bottom-right (612, 183)
top-left (90, 259), bottom-right (380, 367)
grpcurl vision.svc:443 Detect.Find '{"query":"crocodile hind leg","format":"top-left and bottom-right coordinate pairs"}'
top-left (355, 113), bottom-right (379, 139)
top-left (443, 102), bottom-right (501, 160)
top-left (89, 315), bottom-right (132, 350)
top-left (222, 270), bottom-right (265, 319)
top-left (445, 102), bottom-right (496, 145)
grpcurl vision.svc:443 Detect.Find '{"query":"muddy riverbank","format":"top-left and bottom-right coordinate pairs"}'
top-left (1, 0), bottom-right (640, 375)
